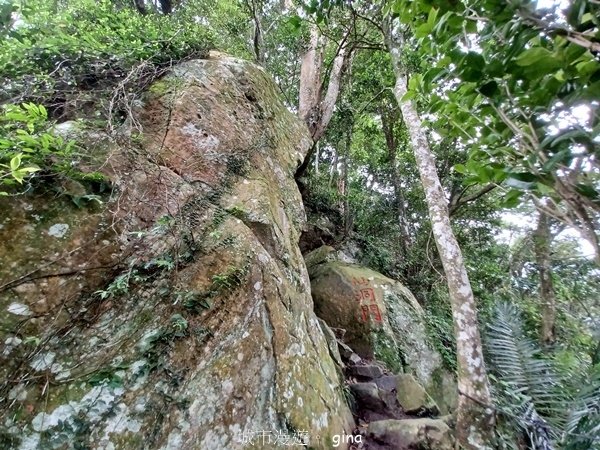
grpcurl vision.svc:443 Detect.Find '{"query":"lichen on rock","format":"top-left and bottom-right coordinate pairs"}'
top-left (0, 54), bottom-right (353, 449)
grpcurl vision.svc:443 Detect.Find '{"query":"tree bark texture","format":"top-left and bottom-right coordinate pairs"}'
top-left (296, 24), bottom-right (352, 177)
top-left (385, 20), bottom-right (494, 450)
top-left (534, 210), bottom-right (557, 346)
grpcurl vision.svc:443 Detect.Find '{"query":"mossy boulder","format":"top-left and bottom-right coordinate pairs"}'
top-left (307, 248), bottom-right (457, 413)
top-left (0, 54), bottom-right (353, 449)
top-left (396, 374), bottom-right (439, 416)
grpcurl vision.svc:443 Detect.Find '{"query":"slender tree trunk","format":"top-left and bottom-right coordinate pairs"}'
top-left (381, 108), bottom-right (410, 253)
top-left (385, 22), bottom-right (494, 449)
top-left (252, 12), bottom-right (265, 64)
top-left (534, 210), bottom-right (557, 347)
top-left (329, 148), bottom-right (338, 187)
top-left (342, 130), bottom-right (352, 237)
top-left (243, 0), bottom-right (265, 64)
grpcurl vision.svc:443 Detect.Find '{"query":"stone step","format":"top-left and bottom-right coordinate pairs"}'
top-left (347, 381), bottom-right (406, 422)
top-left (348, 364), bottom-right (384, 379)
top-left (395, 373), bottom-right (440, 416)
top-left (373, 374), bottom-right (398, 392)
top-left (349, 382), bottom-right (386, 411)
top-left (365, 418), bottom-right (453, 450)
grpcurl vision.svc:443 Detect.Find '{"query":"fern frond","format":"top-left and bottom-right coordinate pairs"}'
top-left (486, 303), bottom-right (600, 450)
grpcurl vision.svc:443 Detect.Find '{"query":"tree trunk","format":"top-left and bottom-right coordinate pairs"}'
top-left (298, 25), bottom-right (324, 129)
top-left (296, 24), bottom-right (352, 178)
top-left (159, 0), bottom-right (172, 14)
top-left (133, 0), bottom-right (147, 15)
top-left (242, 0), bottom-right (265, 64)
top-left (534, 210), bottom-right (557, 347)
top-left (342, 129), bottom-right (352, 237)
top-left (252, 11), bottom-right (265, 64)
top-left (385, 22), bottom-right (494, 449)
top-left (329, 148), bottom-right (338, 187)
top-left (381, 107), bottom-right (410, 253)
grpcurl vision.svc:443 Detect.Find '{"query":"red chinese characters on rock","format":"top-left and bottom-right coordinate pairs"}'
top-left (360, 303), bottom-right (382, 323)
top-left (351, 277), bottom-right (382, 323)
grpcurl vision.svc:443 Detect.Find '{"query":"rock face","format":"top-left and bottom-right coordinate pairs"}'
top-left (307, 245), bottom-right (457, 413)
top-left (0, 54), bottom-right (354, 449)
top-left (367, 418), bottom-right (454, 450)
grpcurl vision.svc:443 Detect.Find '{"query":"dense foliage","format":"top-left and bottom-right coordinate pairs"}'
top-left (396, 0), bottom-right (600, 263)
top-left (1, 0), bottom-right (213, 116)
top-left (0, 0), bottom-right (213, 190)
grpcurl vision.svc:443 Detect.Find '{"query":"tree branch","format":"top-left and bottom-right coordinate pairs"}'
top-left (449, 183), bottom-right (497, 216)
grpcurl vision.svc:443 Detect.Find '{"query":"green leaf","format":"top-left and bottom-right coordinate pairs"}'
top-left (427, 8), bottom-right (439, 29)
top-left (536, 182), bottom-right (554, 196)
top-left (459, 52), bottom-right (485, 82)
top-left (575, 183), bottom-right (599, 201)
top-left (401, 90), bottom-right (416, 102)
top-left (9, 153), bottom-right (21, 172)
top-left (543, 149), bottom-right (573, 171)
top-left (576, 59), bottom-right (599, 77)
top-left (501, 189), bottom-right (523, 208)
top-left (288, 15), bottom-right (302, 30)
top-left (505, 178), bottom-right (535, 190)
top-left (11, 166), bottom-right (39, 183)
top-left (453, 163), bottom-right (467, 174)
top-left (515, 47), bottom-right (561, 70)
top-left (415, 23), bottom-right (433, 39)
top-left (408, 73), bottom-right (423, 92)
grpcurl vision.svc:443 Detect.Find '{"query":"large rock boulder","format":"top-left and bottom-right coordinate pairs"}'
top-left (307, 246), bottom-right (457, 413)
top-left (0, 54), bottom-right (354, 449)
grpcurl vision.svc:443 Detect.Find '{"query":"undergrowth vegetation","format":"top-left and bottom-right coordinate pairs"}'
top-left (486, 303), bottom-right (600, 450)
top-left (0, 0), bottom-right (213, 119)
top-left (0, 0), bottom-right (214, 191)
top-left (0, 103), bottom-right (85, 192)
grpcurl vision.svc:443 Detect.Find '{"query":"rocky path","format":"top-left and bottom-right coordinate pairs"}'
top-left (335, 339), bottom-right (454, 450)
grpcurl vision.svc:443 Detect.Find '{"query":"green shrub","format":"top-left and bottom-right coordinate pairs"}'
top-left (0, 0), bottom-right (214, 120)
top-left (0, 103), bottom-right (75, 192)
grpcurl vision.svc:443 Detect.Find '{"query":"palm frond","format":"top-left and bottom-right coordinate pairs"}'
top-left (485, 302), bottom-right (566, 449)
top-left (563, 365), bottom-right (600, 450)
top-left (486, 303), bottom-right (567, 421)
